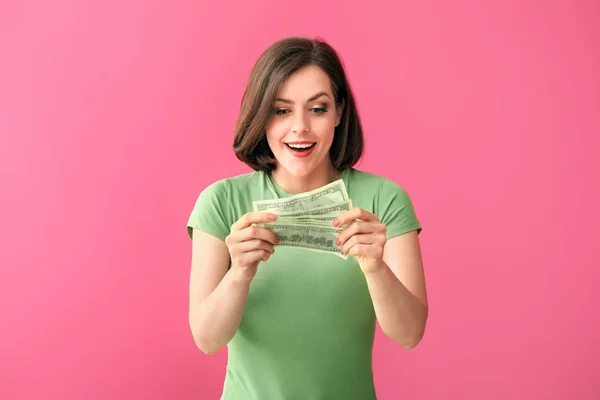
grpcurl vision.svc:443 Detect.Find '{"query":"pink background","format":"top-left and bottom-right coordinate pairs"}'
top-left (1, 1), bottom-right (599, 399)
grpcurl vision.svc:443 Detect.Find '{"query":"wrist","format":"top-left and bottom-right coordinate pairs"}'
top-left (362, 259), bottom-right (388, 278)
top-left (229, 266), bottom-right (255, 284)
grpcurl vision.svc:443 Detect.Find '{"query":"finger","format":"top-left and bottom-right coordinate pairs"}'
top-left (226, 227), bottom-right (278, 248)
top-left (347, 243), bottom-right (380, 258)
top-left (336, 221), bottom-right (375, 246)
top-left (239, 226), bottom-right (279, 244)
top-left (231, 212), bottom-right (277, 231)
top-left (241, 249), bottom-right (272, 265)
top-left (333, 207), bottom-right (378, 227)
top-left (341, 233), bottom-right (378, 255)
top-left (234, 239), bottom-right (275, 254)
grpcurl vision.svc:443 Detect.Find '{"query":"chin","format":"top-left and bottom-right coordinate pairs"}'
top-left (274, 154), bottom-right (324, 177)
top-left (280, 163), bottom-right (317, 178)
top-left (272, 145), bottom-right (332, 179)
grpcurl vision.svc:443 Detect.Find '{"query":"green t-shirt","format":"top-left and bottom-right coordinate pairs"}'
top-left (187, 168), bottom-right (422, 400)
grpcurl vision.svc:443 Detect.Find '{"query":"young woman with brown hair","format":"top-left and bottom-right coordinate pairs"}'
top-left (187, 36), bottom-right (428, 399)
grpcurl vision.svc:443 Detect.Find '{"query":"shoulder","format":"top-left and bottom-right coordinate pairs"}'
top-left (222, 171), bottom-right (264, 193)
top-left (187, 171), bottom-right (263, 240)
top-left (346, 168), bottom-right (408, 196)
top-left (196, 171), bottom-right (262, 199)
top-left (346, 168), bottom-right (420, 234)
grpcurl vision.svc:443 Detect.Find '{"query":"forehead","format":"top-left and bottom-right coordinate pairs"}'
top-left (277, 65), bottom-right (332, 99)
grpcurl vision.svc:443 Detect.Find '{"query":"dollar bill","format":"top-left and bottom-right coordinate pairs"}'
top-left (252, 179), bottom-right (349, 213)
top-left (272, 202), bottom-right (351, 227)
top-left (275, 200), bottom-right (352, 219)
top-left (253, 179), bottom-right (352, 257)
top-left (261, 223), bottom-right (347, 259)
top-left (274, 217), bottom-right (337, 226)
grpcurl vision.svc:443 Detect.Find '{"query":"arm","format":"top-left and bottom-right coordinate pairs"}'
top-left (188, 212), bottom-right (279, 354)
top-left (363, 230), bottom-right (428, 349)
top-left (188, 229), bottom-right (251, 354)
top-left (335, 206), bottom-right (428, 350)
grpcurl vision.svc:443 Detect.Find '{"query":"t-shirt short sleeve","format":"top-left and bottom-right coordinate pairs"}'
top-left (377, 178), bottom-right (422, 239)
top-left (186, 179), bottom-right (231, 241)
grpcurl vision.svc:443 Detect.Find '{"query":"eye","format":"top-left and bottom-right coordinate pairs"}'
top-left (311, 107), bottom-right (328, 114)
top-left (274, 108), bottom-right (289, 115)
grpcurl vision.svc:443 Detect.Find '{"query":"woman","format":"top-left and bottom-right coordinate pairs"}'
top-left (187, 36), bottom-right (428, 399)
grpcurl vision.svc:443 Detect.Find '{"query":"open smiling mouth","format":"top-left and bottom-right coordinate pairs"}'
top-left (285, 142), bottom-right (316, 152)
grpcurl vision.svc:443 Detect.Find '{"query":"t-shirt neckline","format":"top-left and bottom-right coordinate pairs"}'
top-left (265, 168), bottom-right (350, 199)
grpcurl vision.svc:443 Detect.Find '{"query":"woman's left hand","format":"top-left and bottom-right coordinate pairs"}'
top-left (333, 208), bottom-right (387, 273)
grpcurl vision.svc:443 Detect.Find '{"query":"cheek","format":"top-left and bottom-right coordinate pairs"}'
top-left (265, 128), bottom-right (285, 150)
top-left (267, 119), bottom-right (292, 138)
top-left (317, 120), bottom-right (336, 143)
top-left (323, 114), bottom-right (338, 131)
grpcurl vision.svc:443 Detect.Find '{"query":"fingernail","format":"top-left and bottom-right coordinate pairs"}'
top-left (332, 219), bottom-right (340, 227)
top-left (275, 237), bottom-right (280, 244)
top-left (335, 239), bottom-right (340, 246)
top-left (268, 213), bottom-right (277, 220)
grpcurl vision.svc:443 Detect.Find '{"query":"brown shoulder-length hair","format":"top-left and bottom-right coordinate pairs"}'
top-left (232, 36), bottom-right (364, 172)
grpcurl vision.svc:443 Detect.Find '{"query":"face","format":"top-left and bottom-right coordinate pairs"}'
top-left (265, 65), bottom-right (344, 180)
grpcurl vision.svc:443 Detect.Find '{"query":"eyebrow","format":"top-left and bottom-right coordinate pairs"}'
top-left (276, 92), bottom-right (330, 104)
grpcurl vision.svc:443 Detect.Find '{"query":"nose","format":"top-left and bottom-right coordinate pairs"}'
top-left (291, 112), bottom-right (310, 134)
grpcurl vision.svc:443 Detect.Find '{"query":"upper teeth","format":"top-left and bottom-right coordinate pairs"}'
top-left (288, 143), bottom-right (313, 149)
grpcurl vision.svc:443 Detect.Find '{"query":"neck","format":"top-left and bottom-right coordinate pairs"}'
top-left (270, 162), bottom-right (341, 195)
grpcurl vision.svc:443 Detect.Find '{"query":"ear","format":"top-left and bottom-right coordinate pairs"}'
top-left (335, 98), bottom-right (345, 127)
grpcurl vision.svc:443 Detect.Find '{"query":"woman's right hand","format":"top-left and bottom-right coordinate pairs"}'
top-left (225, 212), bottom-right (279, 281)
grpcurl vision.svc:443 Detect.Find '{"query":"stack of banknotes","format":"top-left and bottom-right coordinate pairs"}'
top-left (252, 179), bottom-right (352, 258)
